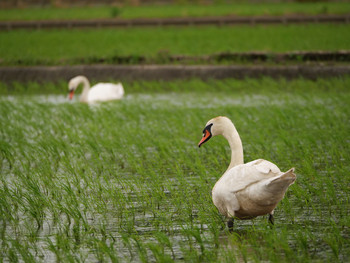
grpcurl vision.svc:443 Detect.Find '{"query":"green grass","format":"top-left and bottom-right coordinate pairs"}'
top-left (0, 77), bottom-right (349, 262)
top-left (1, 2), bottom-right (350, 21)
top-left (1, 24), bottom-right (349, 66)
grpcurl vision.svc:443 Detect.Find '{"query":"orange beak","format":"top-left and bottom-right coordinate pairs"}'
top-left (69, 90), bottom-right (74, 100)
top-left (198, 130), bottom-right (211, 147)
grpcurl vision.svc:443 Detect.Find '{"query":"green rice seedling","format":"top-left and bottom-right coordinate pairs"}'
top-left (0, 24), bottom-right (349, 66)
top-left (0, 77), bottom-right (349, 262)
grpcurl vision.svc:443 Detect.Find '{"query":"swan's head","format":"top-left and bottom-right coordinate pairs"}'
top-left (68, 75), bottom-right (87, 100)
top-left (198, 116), bottom-right (232, 147)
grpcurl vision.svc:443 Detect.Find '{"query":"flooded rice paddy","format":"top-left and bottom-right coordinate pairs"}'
top-left (0, 78), bottom-right (349, 262)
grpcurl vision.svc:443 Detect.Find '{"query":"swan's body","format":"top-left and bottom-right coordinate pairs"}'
top-left (68, 75), bottom-right (124, 103)
top-left (198, 116), bottom-right (296, 229)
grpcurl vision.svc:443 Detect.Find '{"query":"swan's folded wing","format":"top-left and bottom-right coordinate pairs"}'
top-left (222, 159), bottom-right (282, 193)
top-left (89, 83), bottom-right (124, 102)
top-left (246, 159), bottom-right (281, 174)
top-left (112, 83), bottom-right (125, 98)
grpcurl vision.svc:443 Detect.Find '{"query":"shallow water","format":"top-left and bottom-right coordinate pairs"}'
top-left (0, 92), bottom-right (335, 109)
top-left (0, 90), bottom-right (349, 262)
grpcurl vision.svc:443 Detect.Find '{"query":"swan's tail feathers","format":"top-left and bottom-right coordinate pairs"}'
top-left (266, 168), bottom-right (296, 192)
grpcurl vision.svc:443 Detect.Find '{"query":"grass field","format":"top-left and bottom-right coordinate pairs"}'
top-left (0, 77), bottom-right (349, 262)
top-left (1, 24), bottom-right (349, 66)
top-left (1, 2), bottom-right (350, 21)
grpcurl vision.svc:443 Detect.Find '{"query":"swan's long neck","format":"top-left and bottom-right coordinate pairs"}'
top-left (222, 122), bottom-right (244, 172)
top-left (79, 77), bottom-right (90, 103)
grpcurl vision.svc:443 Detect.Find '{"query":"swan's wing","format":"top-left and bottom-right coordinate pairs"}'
top-left (88, 83), bottom-right (124, 102)
top-left (220, 159), bottom-right (282, 193)
top-left (245, 159), bottom-right (281, 174)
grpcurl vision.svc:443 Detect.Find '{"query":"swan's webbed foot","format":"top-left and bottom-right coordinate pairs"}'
top-left (227, 218), bottom-right (234, 232)
top-left (268, 213), bottom-right (274, 225)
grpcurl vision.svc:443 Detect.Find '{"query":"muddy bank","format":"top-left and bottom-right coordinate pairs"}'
top-left (1, 65), bottom-right (349, 83)
top-left (5, 51), bottom-right (350, 67)
top-left (1, 14), bottom-right (349, 30)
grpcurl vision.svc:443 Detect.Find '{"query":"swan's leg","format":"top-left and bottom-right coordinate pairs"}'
top-left (268, 213), bottom-right (274, 225)
top-left (227, 218), bottom-right (234, 232)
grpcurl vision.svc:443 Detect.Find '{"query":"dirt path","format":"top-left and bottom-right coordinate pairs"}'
top-left (1, 14), bottom-right (349, 30)
top-left (1, 64), bottom-right (349, 83)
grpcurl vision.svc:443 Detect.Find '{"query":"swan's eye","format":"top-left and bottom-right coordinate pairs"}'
top-left (202, 123), bottom-right (213, 134)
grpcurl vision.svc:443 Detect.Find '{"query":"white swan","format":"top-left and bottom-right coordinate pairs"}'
top-left (198, 116), bottom-right (296, 230)
top-left (68, 75), bottom-right (124, 103)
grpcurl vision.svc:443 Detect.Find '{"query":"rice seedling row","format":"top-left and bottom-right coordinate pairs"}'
top-left (0, 77), bottom-right (349, 262)
top-left (0, 24), bottom-right (349, 66)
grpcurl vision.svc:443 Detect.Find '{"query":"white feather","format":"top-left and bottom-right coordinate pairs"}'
top-left (200, 116), bottom-right (296, 220)
top-left (68, 76), bottom-right (124, 103)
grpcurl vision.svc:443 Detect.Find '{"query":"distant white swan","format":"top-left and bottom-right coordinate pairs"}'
top-left (198, 116), bottom-right (296, 230)
top-left (68, 75), bottom-right (124, 103)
